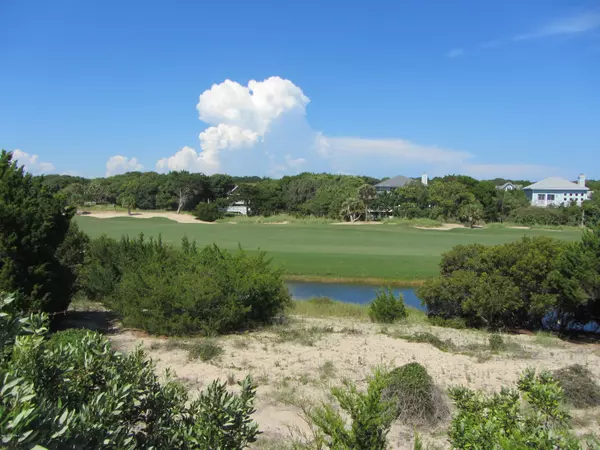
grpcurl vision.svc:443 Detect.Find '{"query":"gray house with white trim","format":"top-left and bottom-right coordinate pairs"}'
top-left (523, 174), bottom-right (590, 207)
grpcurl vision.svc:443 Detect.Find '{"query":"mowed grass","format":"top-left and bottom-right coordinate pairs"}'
top-left (75, 217), bottom-right (582, 282)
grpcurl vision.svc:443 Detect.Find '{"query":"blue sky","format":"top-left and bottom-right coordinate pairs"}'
top-left (1, 0), bottom-right (599, 179)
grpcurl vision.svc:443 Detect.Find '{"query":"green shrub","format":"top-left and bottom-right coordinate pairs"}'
top-left (382, 362), bottom-right (449, 426)
top-left (0, 150), bottom-right (81, 314)
top-left (189, 340), bottom-right (224, 362)
top-left (397, 332), bottom-right (456, 352)
top-left (449, 369), bottom-right (582, 449)
top-left (308, 366), bottom-right (394, 450)
top-left (553, 364), bottom-right (600, 408)
top-left (194, 202), bottom-right (223, 222)
top-left (0, 294), bottom-right (260, 449)
top-left (102, 237), bottom-right (291, 336)
top-left (419, 236), bottom-right (568, 330)
top-left (427, 316), bottom-right (467, 329)
top-left (368, 288), bottom-right (407, 323)
top-left (488, 334), bottom-right (506, 352)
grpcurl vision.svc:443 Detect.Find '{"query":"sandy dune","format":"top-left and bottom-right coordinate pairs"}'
top-left (104, 316), bottom-right (600, 449)
top-left (84, 211), bottom-right (213, 224)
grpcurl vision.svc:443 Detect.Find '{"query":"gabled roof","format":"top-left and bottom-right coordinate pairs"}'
top-left (523, 177), bottom-right (589, 191)
top-left (375, 175), bottom-right (414, 188)
top-left (496, 182), bottom-right (523, 190)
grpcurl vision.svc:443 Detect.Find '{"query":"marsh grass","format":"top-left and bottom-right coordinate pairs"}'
top-left (291, 298), bottom-right (427, 324)
top-left (273, 324), bottom-right (335, 346)
top-left (163, 338), bottom-right (224, 362)
top-left (534, 331), bottom-right (565, 348)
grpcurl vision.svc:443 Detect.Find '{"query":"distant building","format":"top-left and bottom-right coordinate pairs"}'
top-left (224, 185), bottom-right (249, 215)
top-left (375, 173), bottom-right (428, 194)
top-left (496, 182), bottom-right (522, 191)
top-left (523, 174), bottom-right (590, 207)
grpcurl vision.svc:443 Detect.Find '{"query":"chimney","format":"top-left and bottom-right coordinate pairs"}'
top-left (579, 173), bottom-right (586, 187)
top-left (421, 172), bottom-right (428, 186)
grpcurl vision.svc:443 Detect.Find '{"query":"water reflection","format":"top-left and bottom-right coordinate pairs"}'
top-left (286, 281), bottom-right (424, 311)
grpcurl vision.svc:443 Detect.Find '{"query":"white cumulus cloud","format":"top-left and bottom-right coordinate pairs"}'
top-left (12, 149), bottom-right (55, 174)
top-left (106, 155), bottom-right (143, 176)
top-left (157, 76), bottom-right (310, 173)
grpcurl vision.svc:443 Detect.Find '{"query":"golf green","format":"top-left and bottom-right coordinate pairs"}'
top-left (75, 217), bottom-right (582, 283)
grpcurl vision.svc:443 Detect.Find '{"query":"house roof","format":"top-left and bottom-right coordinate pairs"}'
top-left (496, 182), bottom-right (523, 190)
top-left (375, 175), bottom-right (414, 188)
top-left (523, 177), bottom-right (589, 191)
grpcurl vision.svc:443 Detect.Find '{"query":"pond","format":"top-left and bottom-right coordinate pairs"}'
top-left (285, 281), bottom-right (424, 311)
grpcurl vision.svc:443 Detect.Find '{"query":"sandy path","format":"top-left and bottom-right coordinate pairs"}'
top-left (84, 211), bottom-right (213, 224)
top-left (106, 316), bottom-right (600, 449)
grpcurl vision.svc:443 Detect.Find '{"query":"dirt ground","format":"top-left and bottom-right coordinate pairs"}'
top-left (89, 313), bottom-right (600, 449)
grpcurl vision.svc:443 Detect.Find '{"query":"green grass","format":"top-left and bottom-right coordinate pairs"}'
top-left (291, 298), bottom-right (427, 324)
top-left (75, 216), bottom-right (582, 283)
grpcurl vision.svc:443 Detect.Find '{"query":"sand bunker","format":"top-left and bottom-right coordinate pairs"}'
top-left (414, 224), bottom-right (466, 231)
top-left (84, 211), bottom-right (213, 224)
top-left (332, 221), bottom-right (383, 225)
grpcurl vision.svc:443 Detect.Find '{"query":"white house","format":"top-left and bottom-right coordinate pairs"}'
top-left (523, 174), bottom-right (590, 207)
top-left (224, 185), bottom-right (249, 215)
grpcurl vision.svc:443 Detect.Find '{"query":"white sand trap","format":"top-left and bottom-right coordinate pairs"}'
top-left (507, 226), bottom-right (531, 230)
top-left (414, 224), bottom-right (466, 231)
top-left (263, 221), bottom-right (290, 225)
top-left (84, 211), bottom-right (214, 224)
top-left (332, 221), bottom-right (383, 225)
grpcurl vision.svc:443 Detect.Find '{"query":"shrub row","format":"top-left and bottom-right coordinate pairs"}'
top-left (80, 235), bottom-right (291, 336)
top-left (418, 228), bottom-right (600, 330)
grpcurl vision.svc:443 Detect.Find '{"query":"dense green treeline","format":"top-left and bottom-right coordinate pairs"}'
top-left (40, 168), bottom-right (600, 226)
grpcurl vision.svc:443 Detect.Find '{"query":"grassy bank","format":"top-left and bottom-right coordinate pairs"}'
top-left (75, 216), bottom-right (582, 282)
top-left (291, 297), bottom-right (428, 324)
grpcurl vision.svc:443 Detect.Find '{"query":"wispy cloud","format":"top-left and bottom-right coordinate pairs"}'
top-left (447, 11), bottom-right (600, 58)
top-left (446, 48), bottom-right (465, 58)
top-left (514, 12), bottom-right (600, 41)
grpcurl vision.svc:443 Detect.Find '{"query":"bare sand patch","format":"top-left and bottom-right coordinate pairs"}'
top-left (507, 226), bottom-right (531, 230)
top-left (85, 211), bottom-right (214, 224)
top-left (414, 223), bottom-right (466, 231)
top-left (104, 316), bottom-right (600, 449)
top-left (332, 221), bottom-right (383, 225)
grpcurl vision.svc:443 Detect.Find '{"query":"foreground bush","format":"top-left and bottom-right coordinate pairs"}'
top-left (0, 151), bottom-right (83, 314)
top-left (553, 364), bottom-right (600, 409)
top-left (382, 362), bottom-right (448, 426)
top-left (0, 294), bottom-right (259, 449)
top-left (418, 237), bottom-right (568, 329)
top-left (81, 236), bottom-right (291, 335)
top-left (193, 202), bottom-right (223, 222)
top-left (308, 367), bottom-right (394, 450)
top-left (369, 288), bottom-right (407, 323)
top-left (449, 369), bottom-right (583, 449)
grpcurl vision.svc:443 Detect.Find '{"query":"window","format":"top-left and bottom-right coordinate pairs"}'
top-left (537, 194), bottom-right (546, 201)
top-left (547, 194), bottom-right (555, 201)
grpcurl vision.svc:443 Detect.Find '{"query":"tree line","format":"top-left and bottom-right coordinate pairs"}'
top-left (40, 169), bottom-right (600, 226)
